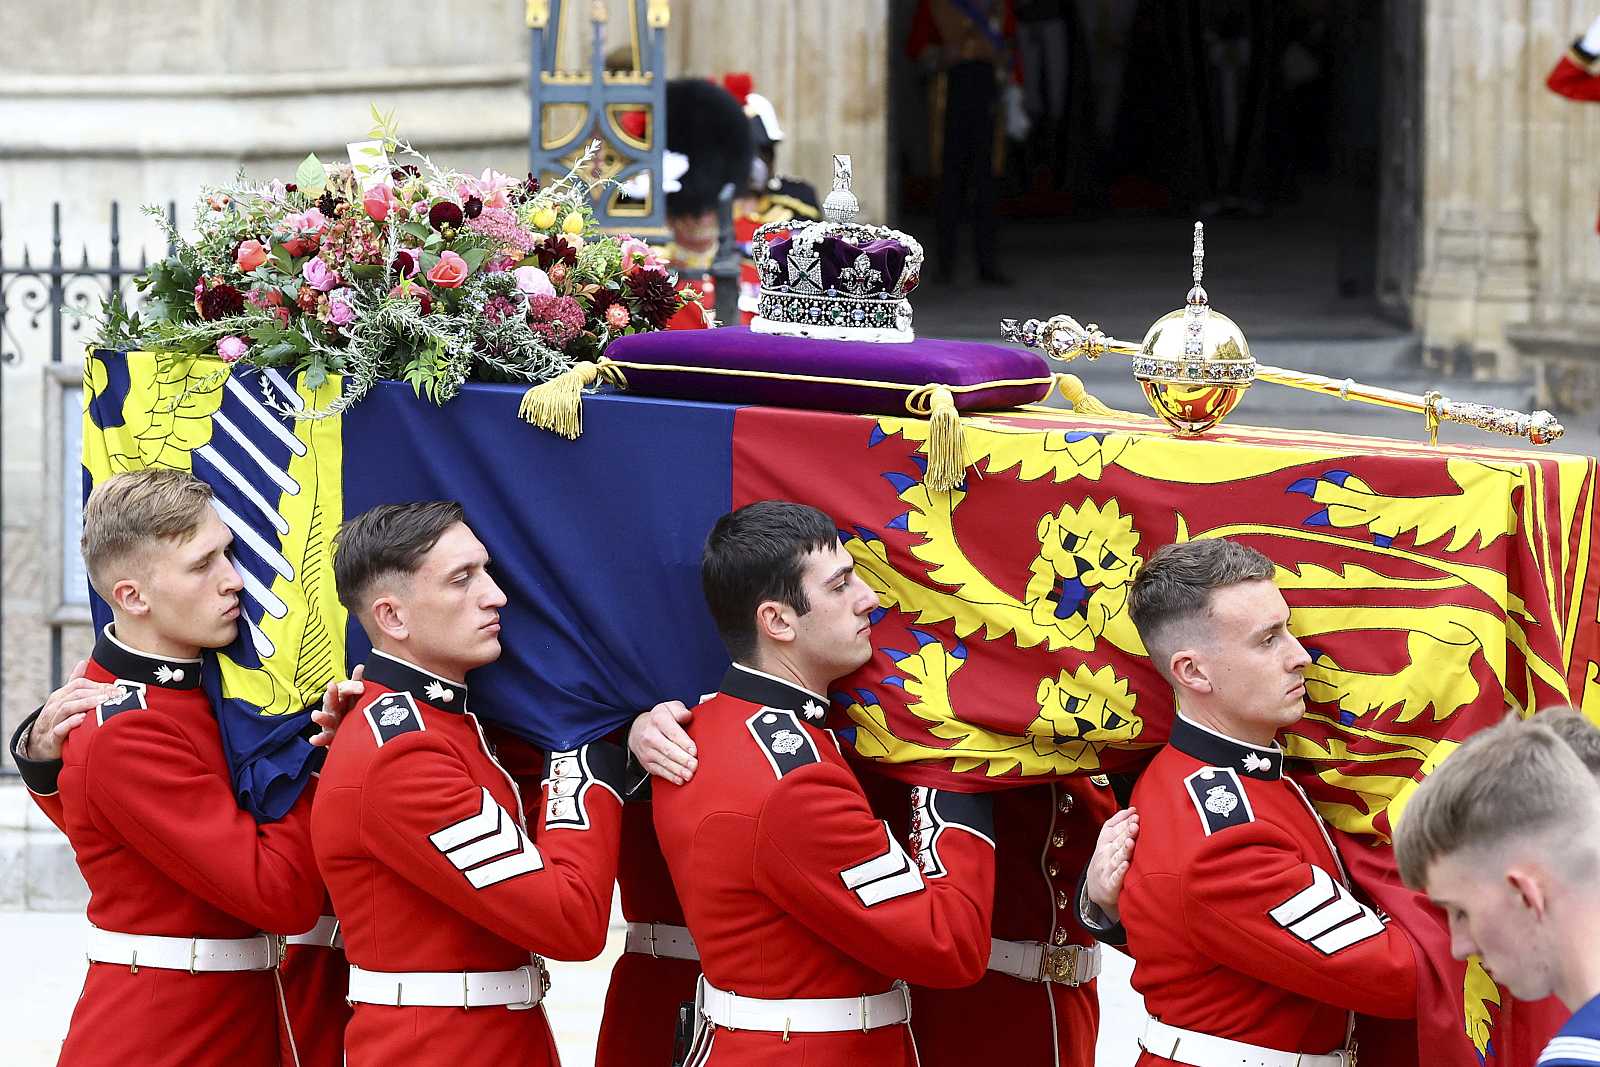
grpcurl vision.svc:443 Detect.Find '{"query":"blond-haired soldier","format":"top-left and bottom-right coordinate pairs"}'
top-left (35, 468), bottom-right (324, 1067)
top-left (1397, 715), bottom-right (1600, 1067)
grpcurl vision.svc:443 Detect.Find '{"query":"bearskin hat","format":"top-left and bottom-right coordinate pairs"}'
top-left (666, 78), bottom-right (755, 219)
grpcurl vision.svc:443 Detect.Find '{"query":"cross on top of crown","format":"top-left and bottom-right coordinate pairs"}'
top-left (823, 154), bottom-right (859, 223)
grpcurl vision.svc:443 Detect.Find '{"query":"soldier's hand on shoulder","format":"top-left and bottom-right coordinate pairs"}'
top-left (629, 700), bottom-right (697, 785)
top-left (28, 660), bottom-right (118, 760)
top-left (311, 664), bottom-right (366, 747)
top-left (1086, 806), bottom-right (1139, 922)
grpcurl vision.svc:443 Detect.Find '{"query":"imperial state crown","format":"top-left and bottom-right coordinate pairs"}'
top-left (750, 154), bottom-right (924, 343)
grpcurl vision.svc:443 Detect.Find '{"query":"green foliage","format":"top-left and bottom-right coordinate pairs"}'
top-left (295, 153), bottom-right (327, 198)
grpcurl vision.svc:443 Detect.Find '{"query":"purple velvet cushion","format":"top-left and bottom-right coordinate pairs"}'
top-left (605, 327), bottom-right (1052, 414)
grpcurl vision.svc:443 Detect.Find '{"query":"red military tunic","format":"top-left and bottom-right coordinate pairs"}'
top-left (278, 913), bottom-right (349, 1067)
top-left (870, 777), bottom-right (1115, 1067)
top-left (312, 651), bottom-right (625, 1066)
top-left (653, 664), bottom-right (997, 1065)
top-left (11, 666), bottom-right (349, 1067)
top-left (53, 626), bottom-right (325, 1067)
top-left (1121, 714), bottom-right (1418, 1064)
top-left (594, 798), bottom-right (702, 1066)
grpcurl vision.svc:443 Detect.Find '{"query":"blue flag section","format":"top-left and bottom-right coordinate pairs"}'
top-left (341, 382), bottom-right (736, 750)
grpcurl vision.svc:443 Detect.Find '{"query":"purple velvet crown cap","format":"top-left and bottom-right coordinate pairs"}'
top-left (766, 233), bottom-right (914, 295)
top-left (606, 326), bottom-right (1052, 414)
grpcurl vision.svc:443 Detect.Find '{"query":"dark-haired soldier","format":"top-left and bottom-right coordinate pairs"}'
top-left (312, 502), bottom-right (627, 1066)
top-left (653, 500), bottom-right (998, 1065)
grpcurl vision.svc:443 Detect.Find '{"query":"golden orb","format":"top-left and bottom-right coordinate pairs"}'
top-left (1133, 296), bottom-right (1256, 435)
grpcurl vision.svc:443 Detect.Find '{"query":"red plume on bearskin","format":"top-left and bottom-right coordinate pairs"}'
top-left (722, 72), bottom-right (754, 105)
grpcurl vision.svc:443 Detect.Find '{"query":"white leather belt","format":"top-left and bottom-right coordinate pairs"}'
top-left (624, 921), bottom-right (700, 961)
top-left (699, 976), bottom-right (912, 1034)
top-left (346, 961), bottom-right (547, 1010)
top-left (1140, 1018), bottom-right (1351, 1067)
top-left (988, 938), bottom-right (1102, 986)
top-left (86, 926), bottom-right (280, 973)
top-left (285, 915), bottom-right (343, 949)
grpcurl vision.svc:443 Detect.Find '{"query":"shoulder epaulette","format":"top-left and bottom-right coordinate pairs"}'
top-left (96, 681), bottom-right (148, 725)
top-left (745, 707), bottom-right (821, 778)
top-left (363, 692), bottom-right (424, 747)
top-left (1184, 765), bottom-right (1255, 836)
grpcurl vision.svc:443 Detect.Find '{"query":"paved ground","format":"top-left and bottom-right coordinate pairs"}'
top-left (0, 905), bottom-right (1144, 1066)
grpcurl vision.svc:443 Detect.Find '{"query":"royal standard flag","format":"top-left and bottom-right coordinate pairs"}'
top-left (83, 350), bottom-right (1599, 1067)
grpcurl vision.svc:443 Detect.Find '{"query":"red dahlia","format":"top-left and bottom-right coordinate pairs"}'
top-left (625, 270), bottom-right (678, 329)
top-left (196, 281), bottom-right (246, 321)
top-left (428, 201), bottom-right (464, 230)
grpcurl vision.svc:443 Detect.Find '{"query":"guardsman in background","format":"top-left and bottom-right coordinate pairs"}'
top-left (653, 500), bottom-right (997, 1065)
top-left (1548, 14), bottom-right (1600, 235)
top-left (31, 469), bottom-right (325, 1067)
top-left (660, 78), bottom-right (755, 327)
top-left (313, 501), bottom-right (626, 1066)
top-left (719, 73), bottom-right (822, 325)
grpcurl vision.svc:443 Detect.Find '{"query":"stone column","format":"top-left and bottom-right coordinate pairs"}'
top-left (1504, 1), bottom-right (1600, 408)
top-left (0, 0), bottom-right (534, 740)
top-left (1411, 0), bottom-right (1541, 381)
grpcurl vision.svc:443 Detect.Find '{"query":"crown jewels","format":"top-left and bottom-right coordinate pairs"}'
top-left (750, 154), bottom-right (923, 343)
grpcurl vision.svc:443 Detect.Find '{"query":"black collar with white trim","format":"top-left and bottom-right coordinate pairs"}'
top-left (93, 625), bottom-right (202, 690)
top-left (1169, 714), bottom-right (1284, 781)
top-left (364, 651), bottom-right (470, 714)
top-left (721, 663), bottom-right (831, 723)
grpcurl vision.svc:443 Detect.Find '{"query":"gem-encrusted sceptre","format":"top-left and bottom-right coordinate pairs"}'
top-left (998, 221), bottom-right (1565, 445)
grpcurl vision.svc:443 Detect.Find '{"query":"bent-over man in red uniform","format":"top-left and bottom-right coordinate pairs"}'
top-left (653, 500), bottom-right (997, 1065)
top-left (1118, 538), bottom-right (1418, 1067)
top-left (40, 469), bottom-right (326, 1067)
top-left (313, 500), bottom-right (626, 1066)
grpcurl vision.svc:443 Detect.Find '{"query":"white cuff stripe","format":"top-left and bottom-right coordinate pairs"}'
top-left (1540, 1034), bottom-right (1600, 1064)
top-left (839, 823), bottom-right (924, 907)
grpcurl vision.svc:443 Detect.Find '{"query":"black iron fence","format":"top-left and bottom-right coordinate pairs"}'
top-left (0, 201), bottom-right (176, 762)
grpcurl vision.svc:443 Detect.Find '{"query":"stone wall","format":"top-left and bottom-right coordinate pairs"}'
top-left (1412, 0), bottom-right (1600, 402)
top-left (0, 0), bottom-right (891, 746)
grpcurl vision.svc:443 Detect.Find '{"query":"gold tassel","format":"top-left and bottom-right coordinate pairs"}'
top-left (1054, 373), bottom-right (1136, 420)
top-left (517, 360), bottom-right (624, 439)
top-left (922, 385), bottom-right (966, 493)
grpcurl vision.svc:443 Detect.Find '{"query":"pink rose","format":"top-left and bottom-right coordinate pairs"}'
top-left (426, 250), bottom-right (470, 289)
top-left (235, 240), bottom-right (269, 273)
top-left (217, 336), bottom-right (249, 363)
top-left (620, 236), bottom-right (665, 274)
top-left (281, 236), bottom-right (314, 257)
top-left (513, 265), bottom-right (555, 297)
top-left (327, 289), bottom-right (356, 326)
top-left (302, 257), bottom-right (338, 292)
top-left (363, 184), bottom-right (395, 222)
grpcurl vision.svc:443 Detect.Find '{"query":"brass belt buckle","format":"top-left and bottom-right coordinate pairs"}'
top-left (1041, 944), bottom-right (1080, 986)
